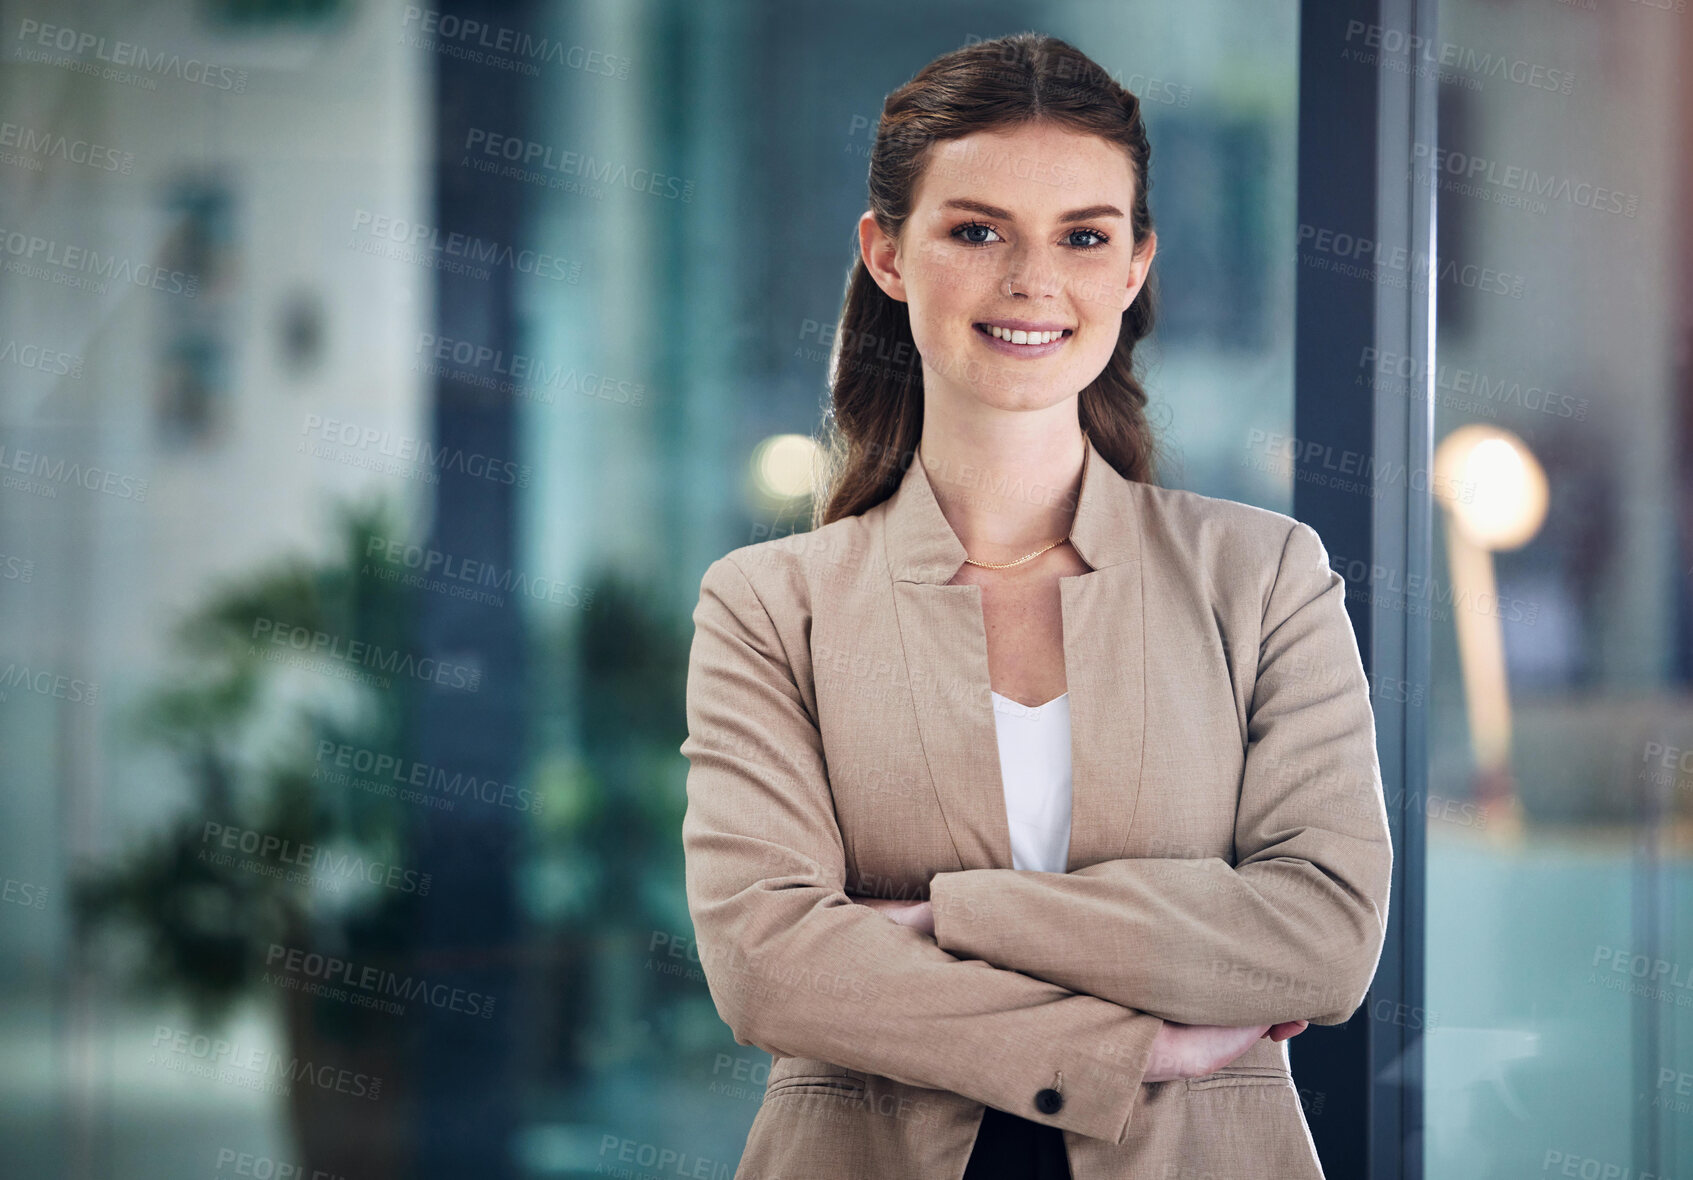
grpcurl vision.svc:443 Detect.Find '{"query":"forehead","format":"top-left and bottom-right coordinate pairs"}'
top-left (913, 122), bottom-right (1135, 213)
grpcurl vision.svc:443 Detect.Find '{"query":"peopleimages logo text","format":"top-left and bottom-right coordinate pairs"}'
top-left (202, 823), bottom-right (432, 896)
top-left (300, 415), bottom-right (528, 486)
top-left (250, 617), bottom-right (482, 693)
top-left (14, 20), bottom-right (249, 91)
top-left (265, 944), bottom-right (496, 1018)
top-left (0, 441), bottom-right (148, 500)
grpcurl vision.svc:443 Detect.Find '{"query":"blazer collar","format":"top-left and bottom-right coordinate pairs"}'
top-left (873, 431), bottom-right (1149, 873)
top-left (882, 432), bottom-right (1142, 584)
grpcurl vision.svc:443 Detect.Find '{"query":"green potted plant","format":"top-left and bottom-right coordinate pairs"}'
top-left (73, 494), bottom-right (424, 1177)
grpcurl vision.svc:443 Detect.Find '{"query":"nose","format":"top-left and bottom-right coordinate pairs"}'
top-left (1001, 248), bottom-right (1065, 299)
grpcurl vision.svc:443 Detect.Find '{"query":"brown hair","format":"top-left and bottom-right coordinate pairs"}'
top-left (813, 31), bottom-right (1165, 528)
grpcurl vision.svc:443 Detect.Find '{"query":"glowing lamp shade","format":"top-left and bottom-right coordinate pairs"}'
top-left (749, 434), bottom-right (821, 503)
top-left (1432, 425), bottom-right (1548, 551)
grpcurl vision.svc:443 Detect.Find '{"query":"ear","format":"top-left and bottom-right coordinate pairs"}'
top-left (1124, 229), bottom-right (1157, 311)
top-left (858, 210), bottom-right (909, 303)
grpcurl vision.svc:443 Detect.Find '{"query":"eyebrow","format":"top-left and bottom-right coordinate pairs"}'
top-left (938, 197), bottom-right (1125, 223)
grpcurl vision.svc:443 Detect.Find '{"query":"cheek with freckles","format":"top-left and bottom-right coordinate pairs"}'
top-left (914, 239), bottom-right (996, 312)
top-left (904, 275), bottom-right (983, 370)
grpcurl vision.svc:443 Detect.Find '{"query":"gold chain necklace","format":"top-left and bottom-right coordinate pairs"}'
top-left (944, 432), bottom-right (1086, 569)
top-left (961, 433), bottom-right (1076, 572)
top-left (962, 531), bottom-right (1070, 569)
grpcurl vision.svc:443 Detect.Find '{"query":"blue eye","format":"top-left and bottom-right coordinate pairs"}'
top-left (950, 222), bottom-right (1112, 250)
top-left (953, 222), bottom-right (1002, 245)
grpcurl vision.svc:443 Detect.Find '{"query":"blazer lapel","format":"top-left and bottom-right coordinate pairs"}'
top-left (877, 434), bottom-right (1147, 874)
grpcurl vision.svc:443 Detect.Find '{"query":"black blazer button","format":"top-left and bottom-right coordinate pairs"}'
top-left (1034, 1087), bottom-right (1063, 1114)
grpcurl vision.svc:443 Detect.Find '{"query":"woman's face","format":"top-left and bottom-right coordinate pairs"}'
top-left (860, 120), bottom-right (1156, 415)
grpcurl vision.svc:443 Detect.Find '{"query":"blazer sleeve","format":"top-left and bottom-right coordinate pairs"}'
top-left (681, 554), bottom-right (1166, 1144)
top-left (927, 520), bottom-right (1394, 1027)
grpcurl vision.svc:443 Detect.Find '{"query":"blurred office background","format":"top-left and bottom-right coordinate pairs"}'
top-left (0, 0), bottom-right (1687, 1176)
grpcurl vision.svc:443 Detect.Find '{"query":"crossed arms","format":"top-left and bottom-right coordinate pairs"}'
top-left (678, 522), bottom-right (1392, 1143)
top-left (929, 524), bottom-right (1394, 1026)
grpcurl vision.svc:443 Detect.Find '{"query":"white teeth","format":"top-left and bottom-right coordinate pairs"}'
top-left (987, 325), bottom-right (1066, 345)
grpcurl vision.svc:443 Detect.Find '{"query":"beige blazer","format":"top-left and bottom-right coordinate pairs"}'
top-left (680, 434), bottom-right (1393, 1179)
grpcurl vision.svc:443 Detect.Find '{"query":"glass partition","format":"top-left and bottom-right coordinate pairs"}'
top-left (1420, 3), bottom-right (1693, 1176)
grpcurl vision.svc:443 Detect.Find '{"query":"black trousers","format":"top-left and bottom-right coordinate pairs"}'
top-left (962, 1106), bottom-right (1073, 1180)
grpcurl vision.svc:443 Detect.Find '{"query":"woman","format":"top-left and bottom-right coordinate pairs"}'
top-left (680, 31), bottom-right (1392, 1180)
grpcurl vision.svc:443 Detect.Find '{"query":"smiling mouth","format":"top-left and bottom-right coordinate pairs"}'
top-left (974, 323), bottom-right (1073, 345)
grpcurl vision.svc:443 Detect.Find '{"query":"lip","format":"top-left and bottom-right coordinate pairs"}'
top-left (973, 321), bottom-right (1073, 358)
top-left (975, 319), bottom-right (1073, 332)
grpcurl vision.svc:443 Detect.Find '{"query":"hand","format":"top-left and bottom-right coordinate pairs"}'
top-left (1142, 1019), bottom-right (1305, 1083)
top-left (850, 896), bottom-right (935, 936)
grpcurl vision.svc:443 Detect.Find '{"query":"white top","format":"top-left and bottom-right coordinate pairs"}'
top-left (990, 690), bottom-right (1074, 873)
